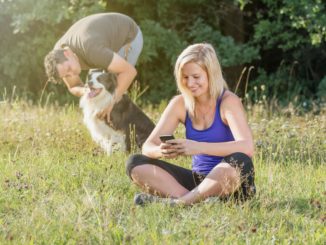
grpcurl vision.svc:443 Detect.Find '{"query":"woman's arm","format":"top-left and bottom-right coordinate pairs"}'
top-left (171, 92), bottom-right (254, 157)
top-left (142, 95), bottom-right (186, 159)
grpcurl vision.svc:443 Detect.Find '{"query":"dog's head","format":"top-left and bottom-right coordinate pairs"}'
top-left (80, 71), bottom-right (118, 110)
top-left (83, 72), bottom-right (105, 99)
top-left (86, 72), bottom-right (118, 97)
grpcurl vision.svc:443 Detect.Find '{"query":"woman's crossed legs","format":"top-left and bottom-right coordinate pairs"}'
top-left (126, 152), bottom-right (256, 205)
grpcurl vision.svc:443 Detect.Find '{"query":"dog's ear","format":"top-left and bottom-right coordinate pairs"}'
top-left (98, 73), bottom-right (117, 93)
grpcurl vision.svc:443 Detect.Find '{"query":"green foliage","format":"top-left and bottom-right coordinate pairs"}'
top-left (250, 65), bottom-right (306, 105)
top-left (253, 1), bottom-right (326, 50)
top-left (0, 0), bottom-right (259, 104)
top-left (317, 76), bottom-right (326, 101)
top-left (243, 0), bottom-right (326, 105)
top-left (136, 19), bottom-right (185, 102)
top-left (0, 0), bottom-right (106, 101)
top-left (0, 0), bottom-right (324, 106)
top-left (116, 0), bottom-right (259, 102)
top-left (187, 19), bottom-right (259, 66)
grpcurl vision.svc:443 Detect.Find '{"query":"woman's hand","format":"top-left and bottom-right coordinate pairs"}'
top-left (160, 142), bottom-right (179, 159)
top-left (168, 139), bottom-right (201, 156)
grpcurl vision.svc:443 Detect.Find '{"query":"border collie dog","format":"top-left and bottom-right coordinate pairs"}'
top-left (80, 71), bottom-right (155, 155)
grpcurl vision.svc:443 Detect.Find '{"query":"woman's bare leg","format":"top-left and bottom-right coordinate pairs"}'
top-left (130, 162), bottom-right (241, 205)
top-left (130, 164), bottom-right (189, 198)
top-left (177, 163), bottom-right (241, 205)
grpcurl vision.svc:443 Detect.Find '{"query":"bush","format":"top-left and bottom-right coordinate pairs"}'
top-left (243, 0), bottom-right (326, 106)
top-left (0, 0), bottom-right (324, 106)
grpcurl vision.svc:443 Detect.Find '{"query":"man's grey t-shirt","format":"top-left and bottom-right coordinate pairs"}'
top-left (54, 13), bottom-right (138, 70)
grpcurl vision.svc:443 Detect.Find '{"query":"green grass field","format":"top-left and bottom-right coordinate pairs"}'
top-left (0, 97), bottom-right (325, 244)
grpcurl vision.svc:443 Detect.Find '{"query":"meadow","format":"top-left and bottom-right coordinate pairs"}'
top-left (0, 92), bottom-right (325, 244)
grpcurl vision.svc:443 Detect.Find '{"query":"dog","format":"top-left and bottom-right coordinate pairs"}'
top-left (80, 71), bottom-right (155, 154)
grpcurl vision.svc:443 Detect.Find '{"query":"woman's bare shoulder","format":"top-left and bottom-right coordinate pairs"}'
top-left (168, 95), bottom-right (186, 122)
top-left (220, 90), bottom-right (246, 122)
top-left (168, 94), bottom-right (185, 107)
top-left (170, 94), bottom-right (184, 102)
top-left (221, 90), bottom-right (243, 107)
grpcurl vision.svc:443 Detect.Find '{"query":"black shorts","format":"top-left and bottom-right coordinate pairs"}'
top-left (126, 152), bottom-right (256, 201)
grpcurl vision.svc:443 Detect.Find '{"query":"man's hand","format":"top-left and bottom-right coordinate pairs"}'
top-left (96, 93), bottom-right (122, 122)
top-left (68, 85), bottom-right (86, 97)
top-left (97, 103), bottom-right (114, 122)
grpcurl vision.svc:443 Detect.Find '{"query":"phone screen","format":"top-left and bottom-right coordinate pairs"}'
top-left (159, 135), bottom-right (175, 143)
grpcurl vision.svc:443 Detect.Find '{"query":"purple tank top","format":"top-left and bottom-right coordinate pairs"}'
top-left (185, 91), bottom-right (234, 175)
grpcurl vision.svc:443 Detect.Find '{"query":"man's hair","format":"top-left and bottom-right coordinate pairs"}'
top-left (44, 48), bottom-right (67, 84)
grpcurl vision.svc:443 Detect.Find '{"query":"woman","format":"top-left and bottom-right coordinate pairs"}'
top-left (126, 43), bottom-right (256, 205)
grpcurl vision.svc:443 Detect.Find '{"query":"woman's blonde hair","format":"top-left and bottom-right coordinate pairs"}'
top-left (174, 43), bottom-right (228, 116)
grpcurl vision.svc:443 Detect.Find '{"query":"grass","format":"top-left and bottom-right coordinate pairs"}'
top-left (0, 97), bottom-right (325, 244)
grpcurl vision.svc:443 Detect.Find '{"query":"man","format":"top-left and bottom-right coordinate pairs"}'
top-left (44, 12), bottom-right (143, 120)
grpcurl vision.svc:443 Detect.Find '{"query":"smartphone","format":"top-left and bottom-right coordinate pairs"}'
top-left (159, 134), bottom-right (175, 143)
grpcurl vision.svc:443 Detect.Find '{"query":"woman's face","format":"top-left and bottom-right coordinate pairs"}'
top-left (182, 62), bottom-right (209, 98)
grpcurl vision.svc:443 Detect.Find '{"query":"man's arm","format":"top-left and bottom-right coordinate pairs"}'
top-left (107, 52), bottom-right (137, 101)
top-left (62, 75), bottom-right (85, 97)
top-left (96, 52), bottom-right (137, 121)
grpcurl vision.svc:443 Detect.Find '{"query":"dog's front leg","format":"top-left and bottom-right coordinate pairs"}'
top-left (100, 139), bottom-right (113, 155)
top-left (111, 134), bottom-right (126, 152)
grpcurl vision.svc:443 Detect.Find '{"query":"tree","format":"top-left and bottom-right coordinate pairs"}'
top-left (242, 0), bottom-right (326, 104)
top-left (1, 0), bottom-right (323, 105)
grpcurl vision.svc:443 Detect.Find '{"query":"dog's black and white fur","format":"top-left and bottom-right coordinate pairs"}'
top-left (80, 71), bottom-right (155, 154)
